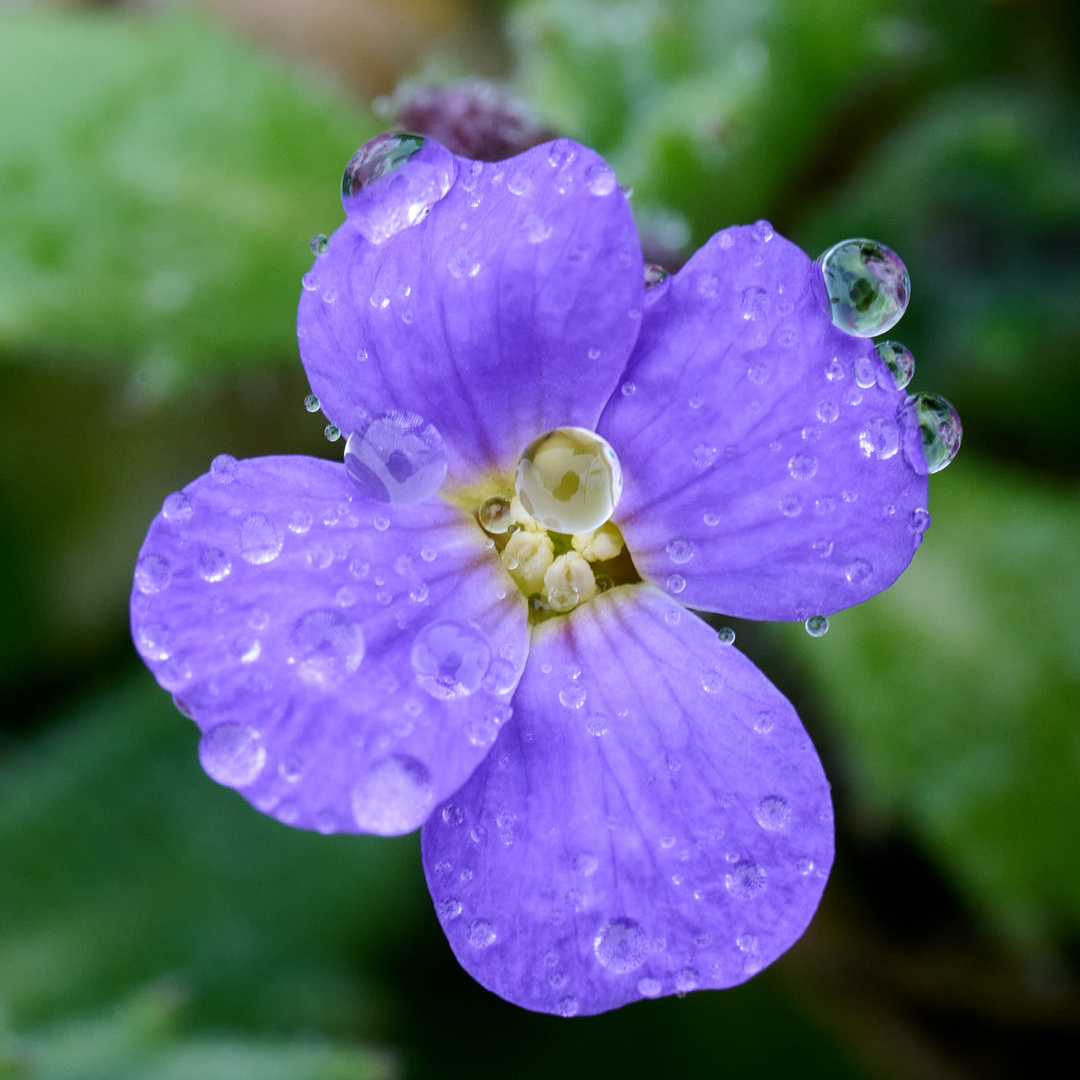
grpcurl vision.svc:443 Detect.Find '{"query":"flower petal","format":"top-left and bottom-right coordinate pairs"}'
top-left (131, 455), bottom-right (528, 835)
top-left (598, 225), bottom-right (928, 620)
top-left (299, 139), bottom-right (644, 483)
top-left (420, 584), bottom-right (832, 1016)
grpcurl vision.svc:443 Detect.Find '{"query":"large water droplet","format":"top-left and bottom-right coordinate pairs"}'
top-left (819, 238), bottom-right (910, 337)
top-left (162, 491), bottom-right (192, 523)
top-left (858, 417), bottom-right (900, 460)
top-left (210, 454), bottom-right (237, 483)
top-left (199, 723), bottom-right (266, 786)
top-left (788, 454), bottom-right (818, 481)
top-left (411, 621), bottom-right (491, 700)
top-left (198, 548), bottom-right (232, 583)
top-left (134, 554), bottom-right (171, 594)
top-left (875, 340), bottom-right (915, 390)
top-left (468, 918), bottom-right (497, 948)
top-left (291, 609), bottom-right (365, 688)
top-left (351, 754), bottom-right (434, 834)
top-left (724, 861), bottom-right (766, 899)
top-left (900, 392), bottom-right (962, 475)
top-left (515, 427), bottom-right (622, 534)
top-left (754, 796), bottom-right (791, 831)
top-left (341, 132), bottom-right (455, 245)
top-left (239, 515), bottom-right (282, 565)
top-left (805, 614), bottom-right (829, 637)
top-left (344, 411), bottom-right (447, 505)
top-left (594, 918), bottom-right (649, 973)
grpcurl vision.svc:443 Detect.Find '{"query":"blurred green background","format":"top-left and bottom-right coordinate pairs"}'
top-left (1, 0), bottom-right (1078, 1076)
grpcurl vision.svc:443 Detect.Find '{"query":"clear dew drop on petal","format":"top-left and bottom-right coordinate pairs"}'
top-left (411, 620), bottom-right (491, 700)
top-left (351, 753), bottom-right (434, 834)
top-left (900, 392), bottom-right (963, 475)
top-left (818, 238), bottom-right (910, 337)
top-left (344, 410), bottom-right (448, 505)
top-left (199, 723), bottom-right (266, 787)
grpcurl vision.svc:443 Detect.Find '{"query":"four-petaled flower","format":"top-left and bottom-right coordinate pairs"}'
top-left (131, 131), bottom-right (956, 1017)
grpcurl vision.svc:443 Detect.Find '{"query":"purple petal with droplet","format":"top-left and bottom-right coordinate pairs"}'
top-left (598, 224), bottom-right (928, 620)
top-left (420, 584), bottom-right (833, 1016)
top-left (300, 138), bottom-right (643, 484)
top-left (131, 455), bottom-right (528, 835)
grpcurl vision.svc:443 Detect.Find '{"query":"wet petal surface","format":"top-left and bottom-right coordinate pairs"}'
top-left (299, 139), bottom-right (643, 484)
top-left (131, 456), bottom-right (528, 835)
top-left (420, 584), bottom-right (833, 1016)
top-left (598, 225), bottom-right (929, 620)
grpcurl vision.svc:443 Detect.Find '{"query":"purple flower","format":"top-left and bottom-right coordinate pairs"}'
top-left (131, 132), bottom-right (958, 1018)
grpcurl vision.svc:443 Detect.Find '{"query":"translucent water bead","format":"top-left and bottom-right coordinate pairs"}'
top-left (875, 341), bottom-right (915, 390)
top-left (344, 410), bottom-right (448, 504)
top-left (515, 427), bottom-right (623, 534)
top-left (341, 132), bottom-right (455, 245)
top-left (818, 239), bottom-right (910, 337)
top-left (900, 393), bottom-right (962, 475)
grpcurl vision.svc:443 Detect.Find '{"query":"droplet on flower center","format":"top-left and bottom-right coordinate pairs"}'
top-left (818, 238), bottom-right (910, 337)
top-left (341, 132), bottom-right (456, 245)
top-left (478, 495), bottom-right (513, 534)
top-left (515, 427), bottom-right (622, 534)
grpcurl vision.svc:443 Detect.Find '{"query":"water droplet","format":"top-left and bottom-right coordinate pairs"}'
top-left (910, 508), bottom-right (931, 534)
top-left (692, 444), bottom-right (718, 468)
top-left (306, 543), bottom-right (333, 571)
top-left (586, 713), bottom-right (608, 736)
top-left (290, 609), bottom-right (365, 687)
top-left (288, 509), bottom-right (313, 535)
top-left (666, 538), bottom-right (694, 564)
top-left (479, 495), bottom-right (513, 534)
top-left (697, 272), bottom-right (719, 299)
top-left (779, 494), bottom-right (802, 517)
top-left (585, 161), bottom-right (617, 195)
top-left (468, 919), bottom-right (497, 948)
top-left (740, 286), bottom-right (770, 321)
top-left (210, 454), bottom-right (237, 483)
top-left (846, 559), bottom-right (873, 585)
top-left (162, 492), bottom-right (192, 523)
top-left (858, 417), bottom-right (900, 460)
top-left (304, 394), bottom-right (321, 413)
top-left (752, 219), bottom-right (774, 243)
top-left (301, 271), bottom-right (319, 292)
top-left (664, 609), bottom-right (681, 627)
top-left (747, 362), bottom-right (769, 385)
top-left (819, 238), bottom-right (910, 337)
top-left (817, 401), bottom-right (839, 424)
top-left (574, 853), bottom-right (599, 877)
top-left (717, 627), bottom-right (735, 646)
top-left (559, 684), bottom-right (587, 709)
top-left (341, 132), bottom-right (455, 245)
top-left (725, 861), bottom-right (766, 899)
top-left (644, 264), bottom-right (669, 289)
top-left (412, 621), bottom-right (491, 699)
top-left (755, 796), bottom-right (791, 830)
top-left (515, 427), bottom-right (622, 533)
top-left (134, 554), bottom-right (171, 594)
top-left (754, 711), bottom-right (775, 734)
top-left (703, 512), bottom-right (721, 528)
top-left (900, 392), bottom-right (962, 474)
top-left (309, 233), bottom-right (328, 256)
top-left (199, 723), bottom-right (265, 787)
top-left (796, 857), bottom-right (815, 875)
top-left (825, 358), bottom-right (846, 382)
top-left (239, 516), bottom-right (282, 565)
top-left (701, 671), bottom-right (723, 694)
top-left (352, 754), bottom-right (434, 834)
top-left (437, 897), bottom-right (463, 920)
top-left (135, 622), bottom-right (170, 661)
top-left (638, 977), bottom-right (662, 998)
top-left (675, 968), bottom-right (699, 993)
top-left (812, 539), bottom-right (833, 559)
top-left (322, 425), bottom-right (340, 442)
top-left (788, 454), bottom-right (818, 481)
top-left (805, 614), bottom-right (829, 637)
top-left (197, 548), bottom-right (232, 583)
top-left (666, 574), bottom-right (686, 595)
top-left (875, 340), bottom-right (915, 390)
top-left (344, 411), bottom-right (448, 504)
top-left (594, 918), bottom-right (649, 973)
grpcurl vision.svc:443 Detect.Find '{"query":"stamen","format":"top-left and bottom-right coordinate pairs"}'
top-left (571, 521), bottom-right (625, 563)
top-left (501, 530), bottom-right (554, 595)
top-left (543, 552), bottom-right (597, 613)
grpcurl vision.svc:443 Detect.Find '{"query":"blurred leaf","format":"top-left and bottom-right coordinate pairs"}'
top-left (0, 982), bottom-right (397, 1080)
top-left (0, 672), bottom-right (423, 1032)
top-left (0, 8), bottom-right (374, 387)
top-left (508, 0), bottom-right (995, 252)
top-left (786, 457), bottom-right (1080, 947)
top-left (0, 363), bottom-right (334, 703)
top-left (798, 83), bottom-right (1080, 471)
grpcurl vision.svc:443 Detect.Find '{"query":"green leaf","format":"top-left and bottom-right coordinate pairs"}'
top-left (0, 8), bottom-right (374, 387)
top-left (0, 983), bottom-right (397, 1080)
top-left (0, 672), bottom-right (423, 1032)
top-left (786, 457), bottom-right (1080, 947)
top-left (797, 84), bottom-right (1080, 471)
top-left (508, 0), bottom-right (995, 250)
